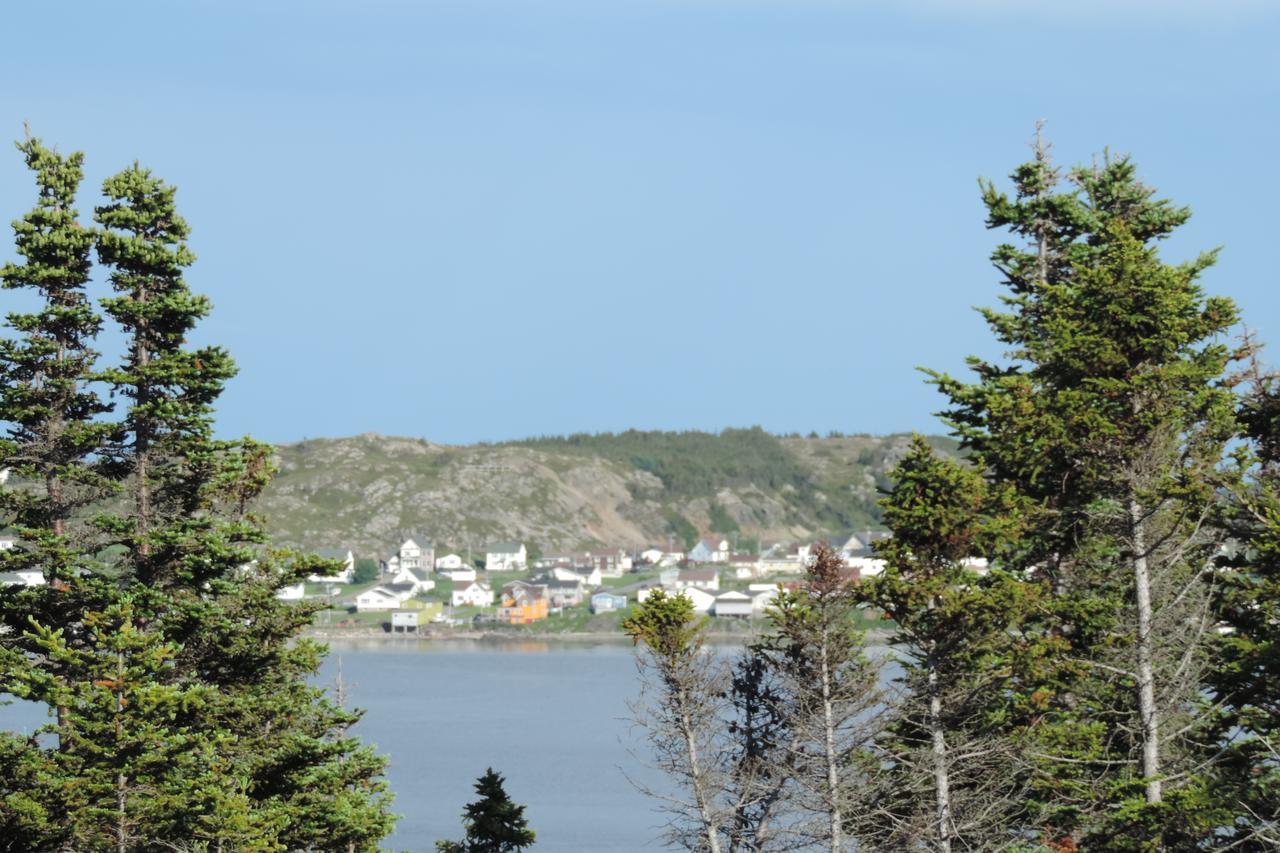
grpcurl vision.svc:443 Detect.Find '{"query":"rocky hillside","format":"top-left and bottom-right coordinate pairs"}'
top-left (258, 428), bottom-right (959, 557)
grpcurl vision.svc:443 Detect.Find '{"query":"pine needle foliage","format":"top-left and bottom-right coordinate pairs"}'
top-left (0, 137), bottom-right (395, 849)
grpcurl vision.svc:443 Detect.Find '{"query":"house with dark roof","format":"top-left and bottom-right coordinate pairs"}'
top-left (485, 541), bottom-right (527, 572)
top-left (671, 567), bottom-right (720, 592)
top-left (545, 579), bottom-right (585, 608)
top-left (589, 548), bottom-right (631, 577)
top-left (389, 565), bottom-right (435, 594)
top-left (396, 535), bottom-right (435, 571)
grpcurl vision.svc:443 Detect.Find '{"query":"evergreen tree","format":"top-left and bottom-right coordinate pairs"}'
top-left (721, 651), bottom-right (794, 853)
top-left (933, 145), bottom-right (1241, 846)
top-left (756, 543), bottom-right (881, 851)
top-left (856, 436), bottom-right (1033, 850)
top-left (0, 133), bottom-right (118, 847)
top-left (623, 588), bottom-right (729, 853)
top-left (1210, 362), bottom-right (1280, 848)
top-left (93, 162), bottom-right (395, 847)
top-left (1, 138), bottom-right (395, 848)
top-left (437, 767), bottom-right (536, 853)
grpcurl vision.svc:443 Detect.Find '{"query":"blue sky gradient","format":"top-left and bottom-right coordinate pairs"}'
top-left (2, 1), bottom-right (1277, 443)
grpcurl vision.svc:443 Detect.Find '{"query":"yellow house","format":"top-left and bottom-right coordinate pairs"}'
top-left (497, 581), bottom-right (549, 624)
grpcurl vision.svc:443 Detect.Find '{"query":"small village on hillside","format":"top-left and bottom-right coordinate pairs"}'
top-left (276, 531), bottom-right (907, 634)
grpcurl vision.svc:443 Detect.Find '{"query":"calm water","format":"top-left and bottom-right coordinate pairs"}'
top-left (0, 639), bottom-right (671, 852)
top-left (0, 638), bottom-right (897, 851)
top-left (318, 639), bottom-right (668, 851)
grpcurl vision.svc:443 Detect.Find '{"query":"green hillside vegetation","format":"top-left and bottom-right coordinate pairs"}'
top-left (259, 429), bottom-right (960, 555)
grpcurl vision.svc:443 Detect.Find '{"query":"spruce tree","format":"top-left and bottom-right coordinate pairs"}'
top-left (756, 544), bottom-right (880, 851)
top-left (933, 146), bottom-right (1241, 846)
top-left (93, 162), bottom-right (395, 847)
top-left (0, 133), bottom-right (119, 847)
top-left (623, 589), bottom-right (729, 853)
top-left (1210, 364), bottom-right (1280, 848)
top-left (1, 138), bottom-right (395, 848)
top-left (856, 436), bottom-right (1033, 850)
top-left (437, 768), bottom-right (537, 853)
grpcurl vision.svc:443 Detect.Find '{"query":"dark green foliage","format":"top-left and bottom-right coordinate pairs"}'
top-left (932, 140), bottom-right (1242, 847)
top-left (0, 139), bottom-right (394, 848)
top-left (857, 437), bottom-right (1034, 848)
top-left (436, 768), bottom-right (536, 853)
top-left (353, 557), bottom-right (380, 585)
top-left (1210, 370), bottom-right (1280, 848)
top-left (663, 509), bottom-right (699, 550)
top-left (519, 427), bottom-right (808, 497)
top-left (755, 544), bottom-right (880, 849)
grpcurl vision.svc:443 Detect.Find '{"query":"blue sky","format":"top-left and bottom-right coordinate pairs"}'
top-left (2, 1), bottom-right (1277, 444)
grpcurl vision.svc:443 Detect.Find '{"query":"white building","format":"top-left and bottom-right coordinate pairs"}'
top-left (435, 553), bottom-right (465, 571)
top-left (440, 566), bottom-right (477, 583)
top-left (670, 567), bottom-right (720, 592)
top-left (276, 581), bottom-right (305, 601)
top-left (389, 565), bottom-right (436, 594)
top-left (356, 586), bottom-right (414, 612)
top-left (452, 581), bottom-right (495, 608)
top-left (396, 535), bottom-right (435, 571)
top-left (677, 587), bottom-right (716, 614)
top-left (713, 591), bottom-right (753, 618)
top-left (485, 541), bottom-right (527, 572)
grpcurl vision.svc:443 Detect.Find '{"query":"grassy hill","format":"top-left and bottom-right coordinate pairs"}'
top-left (258, 428), bottom-right (959, 557)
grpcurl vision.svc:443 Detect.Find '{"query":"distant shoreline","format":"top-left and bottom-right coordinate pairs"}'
top-left (305, 626), bottom-right (892, 645)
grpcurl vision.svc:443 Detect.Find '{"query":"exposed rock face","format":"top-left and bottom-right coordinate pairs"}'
top-left (259, 431), bottom-right (957, 555)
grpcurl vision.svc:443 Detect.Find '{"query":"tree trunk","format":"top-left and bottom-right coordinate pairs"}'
top-left (134, 284), bottom-right (152, 560)
top-left (678, 687), bottom-right (722, 853)
top-left (928, 648), bottom-right (952, 853)
top-left (820, 635), bottom-right (842, 851)
top-left (1128, 493), bottom-right (1162, 804)
top-left (115, 650), bottom-right (128, 853)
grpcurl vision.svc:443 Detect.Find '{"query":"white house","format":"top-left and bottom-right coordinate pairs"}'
top-left (309, 548), bottom-right (355, 583)
top-left (713, 590), bottom-right (753, 618)
top-left (440, 566), bottom-right (477, 583)
top-left (452, 581), bottom-right (495, 608)
top-left (276, 581), bottom-right (305, 601)
top-left (485, 541), bottom-right (527, 572)
top-left (435, 553), bottom-right (465, 571)
top-left (389, 565), bottom-right (435, 594)
top-left (750, 588), bottom-right (780, 614)
top-left (550, 565), bottom-right (602, 586)
top-left (588, 548), bottom-right (631, 577)
top-left (639, 547), bottom-right (665, 565)
top-left (671, 567), bottom-right (720, 592)
top-left (676, 586), bottom-right (716, 614)
top-left (688, 537), bottom-right (730, 564)
top-left (729, 553), bottom-right (761, 579)
top-left (356, 586), bottom-right (415, 612)
top-left (397, 535), bottom-right (435, 571)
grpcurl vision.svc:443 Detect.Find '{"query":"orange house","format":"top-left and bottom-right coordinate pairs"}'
top-left (497, 581), bottom-right (549, 624)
